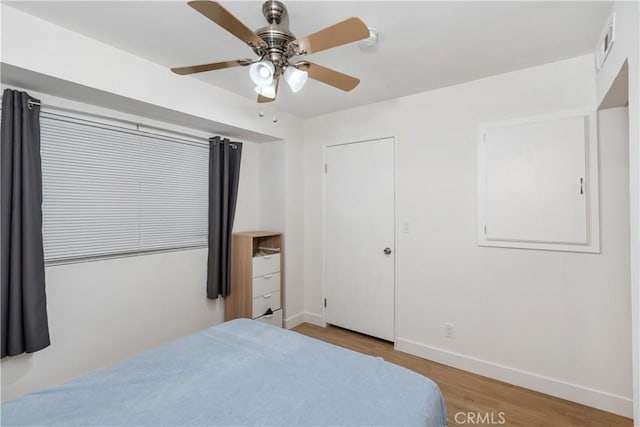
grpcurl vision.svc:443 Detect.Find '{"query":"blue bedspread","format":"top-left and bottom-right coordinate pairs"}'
top-left (2, 319), bottom-right (447, 426)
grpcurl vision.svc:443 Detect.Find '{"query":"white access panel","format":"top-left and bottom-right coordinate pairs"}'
top-left (481, 115), bottom-right (591, 247)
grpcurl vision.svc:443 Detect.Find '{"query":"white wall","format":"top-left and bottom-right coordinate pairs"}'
top-left (282, 131), bottom-right (305, 327)
top-left (597, 105), bottom-right (632, 400)
top-left (256, 141), bottom-right (307, 326)
top-left (303, 55), bottom-right (633, 416)
top-left (258, 141), bottom-right (285, 232)
top-left (256, 139), bottom-right (306, 326)
top-left (0, 4), bottom-right (306, 400)
top-left (234, 141), bottom-right (261, 232)
top-left (594, 2), bottom-right (640, 424)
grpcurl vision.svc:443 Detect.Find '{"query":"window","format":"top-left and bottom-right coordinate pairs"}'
top-left (40, 113), bottom-right (209, 263)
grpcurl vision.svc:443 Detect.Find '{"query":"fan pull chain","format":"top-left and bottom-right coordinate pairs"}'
top-left (257, 108), bottom-right (278, 123)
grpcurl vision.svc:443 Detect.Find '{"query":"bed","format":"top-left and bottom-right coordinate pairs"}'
top-left (1, 319), bottom-right (447, 426)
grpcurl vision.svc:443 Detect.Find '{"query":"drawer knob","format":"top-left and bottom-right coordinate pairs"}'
top-left (263, 274), bottom-right (273, 279)
top-left (384, 247), bottom-right (392, 255)
top-left (263, 293), bottom-right (272, 299)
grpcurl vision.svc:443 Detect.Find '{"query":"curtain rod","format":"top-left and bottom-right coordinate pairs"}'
top-left (2, 96), bottom-right (239, 149)
top-left (1, 98), bottom-right (42, 110)
top-left (2, 96), bottom-right (217, 146)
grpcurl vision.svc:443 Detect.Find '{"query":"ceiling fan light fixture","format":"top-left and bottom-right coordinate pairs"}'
top-left (255, 82), bottom-right (276, 99)
top-left (172, 1), bottom-right (368, 103)
top-left (283, 66), bottom-right (308, 93)
top-left (249, 60), bottom-right (275, 86)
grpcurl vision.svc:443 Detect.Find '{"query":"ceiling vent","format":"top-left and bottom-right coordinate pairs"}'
top-left (595, 12), bottom-right (615, 71)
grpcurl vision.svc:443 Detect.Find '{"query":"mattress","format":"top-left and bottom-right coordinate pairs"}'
top-left (1, 319), bottom-right (447, 426)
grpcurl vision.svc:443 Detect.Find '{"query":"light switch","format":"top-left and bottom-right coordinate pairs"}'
top-left (401, 222), bottom-right (410, 234)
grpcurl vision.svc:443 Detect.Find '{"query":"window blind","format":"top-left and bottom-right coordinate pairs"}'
top-left (39, 113), bottom-right (209, 262)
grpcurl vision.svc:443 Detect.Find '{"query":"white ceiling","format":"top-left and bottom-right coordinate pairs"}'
top-left (6, 1), bottom-right (612, 118)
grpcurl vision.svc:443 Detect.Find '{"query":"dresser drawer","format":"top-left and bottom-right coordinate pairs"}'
top-left (252, 290), bottom-right (281, 318)
top-left (255, 308), bottom-right (283, 328)
top-left (253, 272), bottom-right (280, 297)
top-left (252, 254), bottom-right (280, 277)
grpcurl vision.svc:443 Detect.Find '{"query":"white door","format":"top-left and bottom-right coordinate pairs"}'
top-left (325, 138), bottom-right (395, 341)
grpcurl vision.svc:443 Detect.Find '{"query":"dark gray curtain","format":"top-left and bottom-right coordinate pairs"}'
top-left (207, 136), bottom-right (242, 299)
top-left (1, 89), bottom-right (50, 358)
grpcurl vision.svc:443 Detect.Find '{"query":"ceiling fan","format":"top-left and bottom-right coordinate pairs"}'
top-left (171, 0), bottom-right (370, 103)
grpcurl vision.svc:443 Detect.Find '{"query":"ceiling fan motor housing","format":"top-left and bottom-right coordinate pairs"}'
top-left (254, 1), bottom-right (296, 67)
top-left (254, 26), bottom-right (295, 66)
top-left (262, 0), bottom-right (287, 25)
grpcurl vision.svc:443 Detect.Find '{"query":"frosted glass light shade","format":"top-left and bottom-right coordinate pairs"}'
top-left (283, 66), bottom-right (308, 93)
top-left (249, 61), bottom-right (275, 86)
top-left (255, 82), bottom-right (276, 99)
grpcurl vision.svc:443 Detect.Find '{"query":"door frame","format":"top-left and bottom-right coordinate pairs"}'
top-left (321, 136), bottom-right (399, 342)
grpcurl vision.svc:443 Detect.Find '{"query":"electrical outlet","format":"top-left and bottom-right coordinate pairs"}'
top-left (445, 322), bottom-right (454, 339)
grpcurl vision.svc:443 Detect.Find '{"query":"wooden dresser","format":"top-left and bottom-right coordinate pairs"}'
top-left (225, 231), bottom-right (283, 327)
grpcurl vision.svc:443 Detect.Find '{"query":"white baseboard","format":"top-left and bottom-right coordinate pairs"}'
top-left (284, 312), bottom-right (326, 329)
top-left (284, 312), bottom-right (305, 329)
top-left (303, 312), bottom-right (325, 327)
top-left (396, 337), bottom-right (633, 418)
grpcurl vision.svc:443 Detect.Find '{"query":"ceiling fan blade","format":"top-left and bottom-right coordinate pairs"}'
top-left (171, 59), bottom-right (251, 75)
top-left (292, 17), bottom-right (369, 55)
top-left (188, 1), bottom-right (265, 48)
top-left (257, 74), bottom-right (280, 103)
top-left (301, 62), bottom-right (360, 91)
top-left (257, 94), bottom-right (275, 103)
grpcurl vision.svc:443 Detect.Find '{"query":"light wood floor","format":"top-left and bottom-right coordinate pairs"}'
top-left (293, 323), bottom-right (633, 427)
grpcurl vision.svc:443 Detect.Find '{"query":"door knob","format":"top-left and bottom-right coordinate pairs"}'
top-left (384, 247), bottom-right (392, 255)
